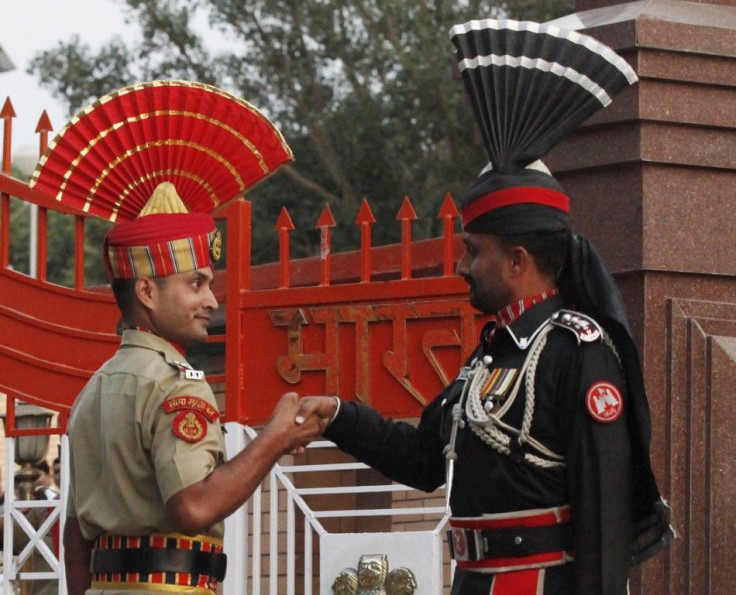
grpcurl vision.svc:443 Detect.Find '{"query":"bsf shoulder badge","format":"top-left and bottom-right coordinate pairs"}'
top-left (586, 381), bottom-right (624, 423)
top-left (163, 396), bottom-right (219, 422)
top-left (172, 410), bottom-right (208, 443)
top-left (163, 395), bottom-right (219, 443)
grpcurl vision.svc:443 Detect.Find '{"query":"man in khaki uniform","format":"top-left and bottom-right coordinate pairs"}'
top-left (30, 81), bottom-right (329, 594)
top-left (63, 184), bottom-right (326, 595)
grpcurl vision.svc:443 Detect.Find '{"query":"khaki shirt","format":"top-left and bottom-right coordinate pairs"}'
top-left (67, 330), bottom-right (225, 542)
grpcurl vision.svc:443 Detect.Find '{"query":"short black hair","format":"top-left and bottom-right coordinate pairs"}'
top-left (111, 276), bottom-right (167, 322)
top-left (496, 229), bottom-right (569, 279)
top-left (111, 278), bottom-right (137, 322)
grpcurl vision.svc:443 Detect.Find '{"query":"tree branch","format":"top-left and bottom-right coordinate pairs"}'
top-left (277, 165), bottom-right (343, 204)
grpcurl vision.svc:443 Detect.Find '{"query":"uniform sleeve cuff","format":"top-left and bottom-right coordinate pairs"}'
top-left (324, 399), bottom-right (358, 443)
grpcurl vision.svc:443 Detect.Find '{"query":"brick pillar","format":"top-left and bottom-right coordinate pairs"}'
top-left (545, 2), bottom-right (736, 594)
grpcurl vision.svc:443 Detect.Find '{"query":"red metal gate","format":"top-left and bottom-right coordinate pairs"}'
top-left (0, 99), bottom-right (485, 424)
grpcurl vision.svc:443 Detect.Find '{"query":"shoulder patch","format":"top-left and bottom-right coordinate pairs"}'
top-left (168, 360), bottom-right (205, 381)
top-left (172, 410), bottom-right (208, 442)
top-left (551, 309), bottom-right (602, 344)
top-left (586, 381), bottom-right (624, 423)
top-left (163, 396), bottom-right (219, 422)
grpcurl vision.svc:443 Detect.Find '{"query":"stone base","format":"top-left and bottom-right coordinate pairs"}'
top-left (545, 3), bottom-right (736, 593)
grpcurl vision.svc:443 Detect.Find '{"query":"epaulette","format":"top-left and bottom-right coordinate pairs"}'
top-left (550, 309), bottom-right (603, 344)
top-left (168, 359), bottom-right (206, 381)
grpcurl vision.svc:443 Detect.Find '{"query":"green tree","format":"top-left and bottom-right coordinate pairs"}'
top-left (28, 0), bottom-right (574, 263)
top-left (8, 166), bottom-right (111, 287)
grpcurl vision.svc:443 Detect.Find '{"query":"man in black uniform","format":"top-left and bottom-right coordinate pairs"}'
top-left (304, 19), bottom-right (673, 594)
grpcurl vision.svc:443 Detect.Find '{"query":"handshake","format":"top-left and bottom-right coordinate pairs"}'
top-left (263, 393), bottom-right (340, 456)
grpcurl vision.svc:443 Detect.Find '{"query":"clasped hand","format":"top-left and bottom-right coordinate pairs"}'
top-left (267, 392), bottom-right (339, 456)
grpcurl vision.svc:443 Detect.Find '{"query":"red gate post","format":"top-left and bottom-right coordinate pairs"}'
top-left (35, 111), bottom-right (53, 282)
top-left (316, 205), bottom-right (336, 287)
top-left (396, 196), bottom-right (417, 280)
top-left (438, 193), bottom-right (460, 277)
top-left (276, 206), bottom-right (294, 289)
top-left (355, 199), bottom-right (375, 283)
top-left (1, 98), bottom-right (15, 269)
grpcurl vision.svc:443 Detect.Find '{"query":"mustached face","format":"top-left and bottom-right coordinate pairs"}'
top-left (456, 232), bottom-right (513, 315)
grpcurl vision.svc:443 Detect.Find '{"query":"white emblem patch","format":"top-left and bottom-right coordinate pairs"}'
top-left (185, 369), bottom-right (205, 380)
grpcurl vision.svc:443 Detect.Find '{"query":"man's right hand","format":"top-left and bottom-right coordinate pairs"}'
top-left (296, 396), bottom-right (339, 425)
top-left (165, 392), bottom-right (339, 534)
top-left (263, 392), bottom-right (337, 455)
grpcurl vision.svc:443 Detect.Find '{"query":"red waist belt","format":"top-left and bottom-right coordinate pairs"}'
top-left (448, 505), bottom-right (574, 572)
top-left (91, 533), bottom-right (226, 593)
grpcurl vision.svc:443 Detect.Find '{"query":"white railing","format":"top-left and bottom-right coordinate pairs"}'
top-left (2, 424), bottom-right (448, 594)
top-left (224, 423), bottom-right (449, 595)
top-left (1, 433), bottom-right (68, 595)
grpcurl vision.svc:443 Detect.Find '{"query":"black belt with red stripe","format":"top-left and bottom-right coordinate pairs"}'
top-left (91, 533), bottom-right (226, 590)
top-left (447, 505), bottom-right (574, 572)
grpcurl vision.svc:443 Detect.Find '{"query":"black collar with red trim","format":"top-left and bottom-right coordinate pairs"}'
top-left (482, 294), bottom-right (566, 351)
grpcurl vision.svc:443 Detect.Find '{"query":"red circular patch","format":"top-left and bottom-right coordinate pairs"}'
top-left (585, 382), bottom-right (624, 423)
top-left (172, 410), bottom-right (208, 443)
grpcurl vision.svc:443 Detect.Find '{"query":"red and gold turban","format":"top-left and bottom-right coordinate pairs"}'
top-left (103, 182), bottom-right (220, 279)
top-left (30, 80), bottom-right (293, 279)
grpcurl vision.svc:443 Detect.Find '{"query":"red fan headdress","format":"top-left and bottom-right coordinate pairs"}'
top-left (30, 80), bottom-right (293, 278)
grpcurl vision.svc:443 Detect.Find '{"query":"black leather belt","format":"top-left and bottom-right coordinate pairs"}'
top-left (448, 521), bottom-right (573, 562)
top-left (91, 547), bottom-right (227, 582)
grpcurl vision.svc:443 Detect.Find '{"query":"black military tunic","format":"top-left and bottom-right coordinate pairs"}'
top-left (324, 295), bottom-right (633, 594)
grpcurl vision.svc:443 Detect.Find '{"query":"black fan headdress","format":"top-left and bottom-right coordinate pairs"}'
top-left (449, 19), bottom-right (637, 233)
